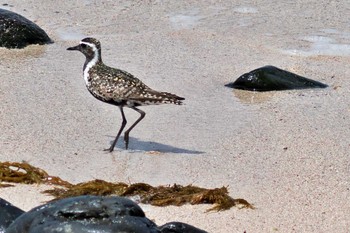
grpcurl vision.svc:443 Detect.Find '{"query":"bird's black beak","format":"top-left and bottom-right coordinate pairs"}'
top-left (67, 45), bottom-right (80, 51)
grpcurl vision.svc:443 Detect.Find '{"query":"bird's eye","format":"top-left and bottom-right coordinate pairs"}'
top-left (81, 44), bottom-right (87, 48)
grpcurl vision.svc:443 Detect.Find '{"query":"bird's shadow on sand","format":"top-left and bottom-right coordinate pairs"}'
top-left (106, 136), bottom-right (204, 154)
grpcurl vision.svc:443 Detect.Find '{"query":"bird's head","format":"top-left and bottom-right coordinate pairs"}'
top-left (67, 37), bottom-right (101, 60)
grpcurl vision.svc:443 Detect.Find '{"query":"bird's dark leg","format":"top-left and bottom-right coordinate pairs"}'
top-left (105, 106), bottom-right (127, 152)
top-left (124, 107), bottom-right (146, 149)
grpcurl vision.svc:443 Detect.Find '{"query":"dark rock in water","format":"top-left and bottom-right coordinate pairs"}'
top-left (0, 198), bottom-right (25, 233)
top-left (225, 65), bottom-right (328, 91)
top-left (0, 9), bottom-right (52, 49)
top-left (159, 222), bottom-right (208, 233)
top-left (6, 195), bottom-right (159, 233)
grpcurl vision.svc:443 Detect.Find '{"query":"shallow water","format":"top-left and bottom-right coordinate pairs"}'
top-left (233, 6), bottom-right (258, 14)
top-left (283, 31), bottom-right (350, 56)
top-left (169, 9), bottom-right (202, 30)
top-left (56, 28), bottom-right (87, 41)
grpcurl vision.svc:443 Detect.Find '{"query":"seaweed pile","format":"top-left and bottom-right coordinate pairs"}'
top-left (0, 161), bottom-right (71, 187)
top-left (0, 161), bottom-right (253, 211)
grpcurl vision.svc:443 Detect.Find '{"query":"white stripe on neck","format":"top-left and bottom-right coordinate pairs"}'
top-left (82, 41), bottom-right (99, 85)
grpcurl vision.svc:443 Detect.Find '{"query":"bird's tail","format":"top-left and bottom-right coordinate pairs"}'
top-left (159, 91), bottom-right (185, 105)
top-left (130, 90), bottom-right (185, 105)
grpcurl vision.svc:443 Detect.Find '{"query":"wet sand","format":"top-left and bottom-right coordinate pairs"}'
top-left (1, 1), bottom-right (350, 232)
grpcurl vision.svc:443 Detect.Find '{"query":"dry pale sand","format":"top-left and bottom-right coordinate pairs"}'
top-left (1, 0), bottom-right (350, 232)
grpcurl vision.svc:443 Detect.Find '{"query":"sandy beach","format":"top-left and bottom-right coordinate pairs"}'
top-left (1, 0), bottom-right (350, 232)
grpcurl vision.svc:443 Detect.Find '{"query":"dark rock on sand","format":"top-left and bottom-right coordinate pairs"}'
top-left (0, 198), bottom-right (24, 233)
top-left (0, 9), bottom-right (52, 49)
top-left (6, 196), bottom-right (159, 233)
top-left (5, 195), bottom-right (208, 233)
top-left (159, 221), bottom-right (208, 233)
top-left (225, 65), bottom-right (328, 91)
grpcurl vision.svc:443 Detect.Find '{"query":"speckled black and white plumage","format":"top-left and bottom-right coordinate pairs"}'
top-left (67, 37), bottom-right (184, 151)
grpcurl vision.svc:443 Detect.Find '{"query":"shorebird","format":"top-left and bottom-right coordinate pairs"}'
top-left (67, 37), bottom-right (184, 152)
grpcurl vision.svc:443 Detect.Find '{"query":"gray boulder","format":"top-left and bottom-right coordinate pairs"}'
top-left (6, 196), bottom-right (159, 233)
top-left (159, 222), bottom-right (208, 233)
top-left (0, 198), bottom-right (24, 233)
top-left (5, 196), bottom-right (208, 233)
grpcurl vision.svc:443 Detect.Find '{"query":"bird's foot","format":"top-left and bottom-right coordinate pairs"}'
top-left (104, 146), bottom-right (115, 152)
